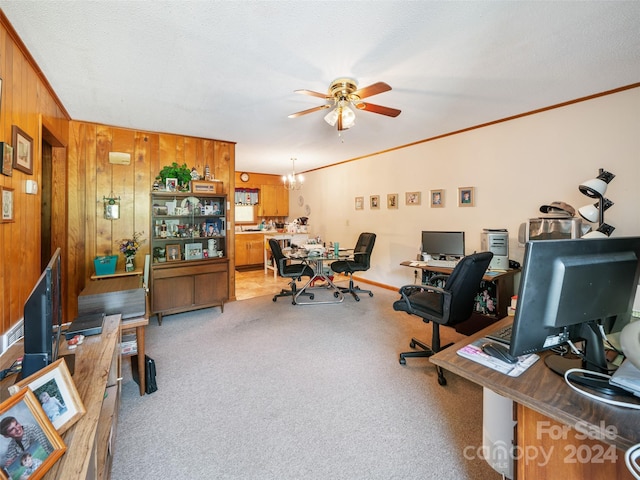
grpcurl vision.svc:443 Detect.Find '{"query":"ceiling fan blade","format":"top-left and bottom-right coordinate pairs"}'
top-left (357, 102), bottom-right (401, 117)
top-left (294, 89), bottom-right (331, 99)
top-left (288, 104), bottom-right (330, 118)
top-left (353, 82), bottom-right (391, 99)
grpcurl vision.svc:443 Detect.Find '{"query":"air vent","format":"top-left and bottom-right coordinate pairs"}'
top-left (1, 319), bottom-right (24, 355)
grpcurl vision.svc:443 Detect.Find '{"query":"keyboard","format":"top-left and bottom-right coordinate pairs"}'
top-left (425, 259), bottom-right (459, 268)
top-left (486, 325), bottom-right (512, 345)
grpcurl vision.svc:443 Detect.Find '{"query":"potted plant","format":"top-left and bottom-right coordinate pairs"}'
top-left (158, 162), bottom-right (192, 190)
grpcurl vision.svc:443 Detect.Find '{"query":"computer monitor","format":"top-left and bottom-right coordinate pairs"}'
top-left (421, 231), bottom-right (465, 259)
top-left (509, 237), bottom-right (640, 377)
top-left (22, 248), bottom-right (63, 378)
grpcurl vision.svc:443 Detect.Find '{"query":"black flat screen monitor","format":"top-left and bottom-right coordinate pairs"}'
top-left (509, 237), bottom-right (640, 376)
top-left (421, 231), bottom-right (465, 259)
top-left (22, 248), bottom-right (62, 378)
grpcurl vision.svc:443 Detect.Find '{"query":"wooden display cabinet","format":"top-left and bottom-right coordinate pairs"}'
top-left (150, 192), bottom-right (229, 324)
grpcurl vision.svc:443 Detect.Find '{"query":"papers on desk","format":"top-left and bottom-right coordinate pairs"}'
top-left (457, 337), bottom-right (539, 377)
top-left (408, 261), bottom-right (427, 267)
top-left (610, 359), bottom-right (640, 397)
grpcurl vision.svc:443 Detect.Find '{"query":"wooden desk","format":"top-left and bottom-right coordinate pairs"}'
top-left (431, 317), bottom-right (638, 478)
top-left (0, 315), bottom-right (122, 479)
top-left (400, 261), bottom-right (519, 318)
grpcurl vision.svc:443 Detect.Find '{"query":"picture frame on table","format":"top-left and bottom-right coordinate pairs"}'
top-left (11, 125), bottom-right (33, 175)
top-left (405, 191), bottom-right (421, 206)
top-left (184, 243), bottom-right (203, 260)
top-left (370, 195), bottom-right (380, 210)
top-left (355, 196), bottom-right (364, 210)
top-left (165, 177), bottom-right (178, 192)
top-left (0, 389), bottom-right (66, 480)
top-left (387, 193), bottom-right (398, 209)
top-left (8, 358), bottom-right (86, 434)
top-left (1, 186), bottom-right (14, 223)
top-left (1, 142), bottom-right (13, 176)
top-left (458, 186), bottom-right (475, 207)
top-left (166, 244), bottom-right (181, 261)
top-left (430, 189), bottom-right (444, 208)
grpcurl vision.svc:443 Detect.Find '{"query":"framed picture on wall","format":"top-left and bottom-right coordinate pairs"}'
top-left (458, 187), bottom-right (475, 207)
top-left (355, 196), bottom-right (364, 210)
top-left (1, 186), bottom-right (14, 222)
top-left (405, 191), bottom-right (421, 206)
top-left (0, 142), bottom-right (13, 176)
top-left (370, 195), bottom-right (380, 210)
top-left (387, 193), bottom-right (398, 209)
top-left (430, 189), bottom-right (444, 208)
top-left (11, 125), bottom-right (33, 175)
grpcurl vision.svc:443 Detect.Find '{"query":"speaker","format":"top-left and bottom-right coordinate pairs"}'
top-left (481, 229), bottom-right (509, 270)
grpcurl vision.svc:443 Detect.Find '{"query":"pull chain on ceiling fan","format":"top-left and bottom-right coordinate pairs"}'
top-left (288, 77), bottom-right (401, 131)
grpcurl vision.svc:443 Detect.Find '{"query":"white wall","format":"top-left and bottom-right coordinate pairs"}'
top-left (288, 87), bottom-right (640, 289)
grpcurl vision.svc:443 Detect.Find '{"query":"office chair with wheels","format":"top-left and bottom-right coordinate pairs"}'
top-left (268, 239), bottom-right (315, 304)
top-left (393, 251), bottom-right (493, 385)
top-left (330, 232), bottom-right (376, 301)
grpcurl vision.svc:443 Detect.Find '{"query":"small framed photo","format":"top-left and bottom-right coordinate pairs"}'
top-left (405, 191), bottom-right (421, 206)
top-left (430, 189), bottom-right (444, 208)
top-left (184, 243), bottom-right (203, 260)
top-left (1, 142), bottom-right (13, 176)
top-left (0, 388), bottom-right (66, 480)
top-left (205, 218), bottom-right (223, 236)
top-left (166, 244), bottom-right (181, 261)
top-left (387, 193), bottom-right (398, 209)
top-left (1, 186), bottom-right (14, 223)
top-left (458, 187), bottom-right (475, 207)
top-left (165, 177), bottom-right (178, 192)
top-left (11, 125), bottom-right (33, 175)
top-left (8, 358), bottom-right (86, 434)
top-left (370, 195), bottom-right (380, 210)
top-left (355, 196), bottom-right (364, 210)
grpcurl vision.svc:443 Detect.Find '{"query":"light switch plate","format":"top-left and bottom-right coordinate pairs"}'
top-left (25, 179), bottom-right (38, 194)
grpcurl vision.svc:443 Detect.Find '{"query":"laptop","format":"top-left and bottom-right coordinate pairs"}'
top-left (65, 312), bottom-right (105, 339)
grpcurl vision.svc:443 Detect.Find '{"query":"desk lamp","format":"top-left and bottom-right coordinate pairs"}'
top-left (578, 168), bottom-right (615, 238)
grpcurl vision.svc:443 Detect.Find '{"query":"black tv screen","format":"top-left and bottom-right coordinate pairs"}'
top-left (22, 248), bottom-right (62, 378)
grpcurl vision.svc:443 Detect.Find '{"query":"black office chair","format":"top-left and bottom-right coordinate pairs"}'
top-left (330, 232), bottom-right (376, 301)
top-left (268, 239), bottom-right (315, 304)
top-left (393, 251), bottom-right (493, 385)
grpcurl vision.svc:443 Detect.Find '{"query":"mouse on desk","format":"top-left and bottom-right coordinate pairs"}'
top-left (481, 341), bottom-right (519, 364)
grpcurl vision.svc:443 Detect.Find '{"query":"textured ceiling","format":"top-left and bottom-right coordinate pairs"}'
top-left (1, 1), bottom-right (639, 175)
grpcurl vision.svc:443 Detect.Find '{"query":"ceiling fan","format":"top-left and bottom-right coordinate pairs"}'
top-left (288, 77), bottom-right (401, 131)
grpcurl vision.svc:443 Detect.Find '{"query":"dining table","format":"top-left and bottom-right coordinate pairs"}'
top-left (286, 248), bottom-right (351, 305)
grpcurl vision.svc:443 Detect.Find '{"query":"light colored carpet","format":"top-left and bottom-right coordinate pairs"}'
top-left (111, 284), bottom-right (501, 479)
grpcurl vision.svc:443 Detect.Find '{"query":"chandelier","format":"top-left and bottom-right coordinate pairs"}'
top-left (282, 157), bottom-right (304, 190)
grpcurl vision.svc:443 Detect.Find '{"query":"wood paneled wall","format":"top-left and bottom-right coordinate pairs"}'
top-left (0, 13), bottom-right (236, 334)
top-left (0, 13), bottom-right (70, 334)
top-left (67, 122), bottom-right (236, 319)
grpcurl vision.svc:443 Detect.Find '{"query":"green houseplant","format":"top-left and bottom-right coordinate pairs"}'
top-left (158, 162), bottom-right (192, 190)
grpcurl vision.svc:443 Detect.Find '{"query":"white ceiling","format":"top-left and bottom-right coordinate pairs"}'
top-left (1, 1), bottom-right (639, 175)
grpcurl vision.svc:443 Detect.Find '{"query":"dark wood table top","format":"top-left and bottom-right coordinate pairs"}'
top-left (430, 317), bottom-right (640, 451)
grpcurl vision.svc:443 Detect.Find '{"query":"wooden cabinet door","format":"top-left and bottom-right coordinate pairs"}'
top-left (152, 275), bottom-right (194, 312)
top-left (247, 238), bottom-right (264, 264)
top-left (275, 187), bottom-right (289, 216)
top-left (235, 236), bottom-right (250, 266)
top-left (194, 270), bottom-right (229, 305)
top-left (258, 184), bottom-right (277, 216)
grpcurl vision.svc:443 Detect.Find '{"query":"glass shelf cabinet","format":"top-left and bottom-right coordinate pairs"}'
top-left (149, 191), bottom-right (229, 323)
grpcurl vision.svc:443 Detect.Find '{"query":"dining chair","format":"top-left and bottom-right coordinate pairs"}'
top-left (268, 239), bottom-right (315, 304)
top-left (330, 232), bottom-right (376, 301)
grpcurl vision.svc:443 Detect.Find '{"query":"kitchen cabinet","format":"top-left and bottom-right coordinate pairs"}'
top-left (257, 184), bottom-right (289, 216)
top-left (235, 233), bottom-right (265, 266)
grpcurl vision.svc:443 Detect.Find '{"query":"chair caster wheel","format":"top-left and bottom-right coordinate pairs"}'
top-left (310, 294), bottom-right (314, 300)
top-left (272, 297), bottom-right (277, 302)
top-left (409, 340), bottom-right (416, 348)
top-left (355, 296), bottom-right (360, 302)
top-left (399, 357), bottom-right (406, 365)
top-left (291, 300), bottom-right (296, 305)
top-left (333, 292), bottom-right (339, 298)
top-left (438, 376), bottom-right (447, 386)
top-left (368, 292), bottom-right (373, 297)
